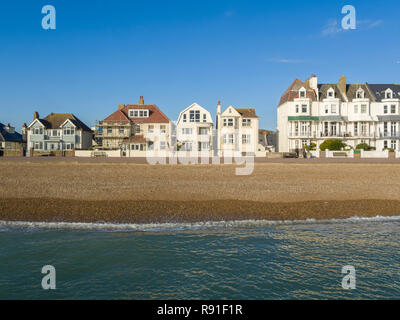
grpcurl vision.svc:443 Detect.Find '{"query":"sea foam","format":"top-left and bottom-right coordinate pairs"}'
top-left (1, 215), bottom-right (400, 232)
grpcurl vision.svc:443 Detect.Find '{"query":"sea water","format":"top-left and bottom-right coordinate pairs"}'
top-left (1, 217), bottom-right (400, 299)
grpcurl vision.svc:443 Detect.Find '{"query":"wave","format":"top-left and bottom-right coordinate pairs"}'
top-left (1, 215), bottom-right (400, 232)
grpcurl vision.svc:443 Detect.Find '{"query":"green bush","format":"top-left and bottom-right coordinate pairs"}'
top-left (383, 147), bottom-right (395, 152)
top-left (319, 139), bottom-right (346, 151)
top-left (355, 143), bottom-right (375, 151)
top-left (303, 142), bottom-right (316, 151)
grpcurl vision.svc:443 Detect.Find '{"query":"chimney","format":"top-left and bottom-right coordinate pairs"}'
top-left (309, 74), bottom-right (318, 90)
top-left (118, 104), bottom-right (125, 110)
top-left (33, 111), bottom-right (39, 120)
top-left (22, 123), bottom-right (27, 141)
top-left (216, 100), bottom-right (221, 130)
top-left (139, 96), bottom-right (144, 105)
top-left (338, 75), bottom-right (347, 95)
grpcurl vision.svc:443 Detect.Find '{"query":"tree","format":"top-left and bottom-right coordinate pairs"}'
top-left (319, 139), bottom-right (346, 151)
top-left (355, 143), bottom-right (375, 151)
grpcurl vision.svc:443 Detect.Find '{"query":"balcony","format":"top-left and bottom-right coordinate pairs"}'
top-left (379, 132), bottom-right (400, 138)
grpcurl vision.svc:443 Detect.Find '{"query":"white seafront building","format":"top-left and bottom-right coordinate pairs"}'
top-left (277, 75), bottom-right (400, 153)
top-left (176, 102), bottom-right (214, 156)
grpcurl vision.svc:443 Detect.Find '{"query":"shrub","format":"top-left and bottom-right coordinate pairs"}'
top-left (319, 139), bottom-right (346, 151)
top-left (355, 143), bottom-right (375, 151)
top-left (303, 142), bottom-right (316, 151)
top-left (383, 147), bottom-right (395, 152)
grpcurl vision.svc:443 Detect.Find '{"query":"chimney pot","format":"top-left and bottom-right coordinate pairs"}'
top-left (139, 96), bottom-right (144, 105)
top-left (33, 112), bottom-right (39, 120)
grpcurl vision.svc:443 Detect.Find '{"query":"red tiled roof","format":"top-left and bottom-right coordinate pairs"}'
top-left (122, 104), bottom-right (170, 123)
top-left (122, 135), bottom-right (147, 143)
top-left (235, 108), bottom-right (258, 118)
top-left (103, 109), bottom-right (130, 122)
top-left (278, 78), bottom-right (317, 106)
top-left (102, 104), bottom-right (170, 124)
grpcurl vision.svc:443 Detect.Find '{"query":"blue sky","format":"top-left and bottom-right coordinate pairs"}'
top-left (0, 0), bottom-right (398, 131)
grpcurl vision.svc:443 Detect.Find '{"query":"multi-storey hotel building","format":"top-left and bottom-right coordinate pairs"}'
top-left (277, 75), bottom-right (400, 152)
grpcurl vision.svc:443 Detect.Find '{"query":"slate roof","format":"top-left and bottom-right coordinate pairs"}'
top-left (367, 84), bottom-right (400, 102)
top-left (33, 113), bottom-right (92, 132)
top-left (0, 123), bottom-right (24, 143)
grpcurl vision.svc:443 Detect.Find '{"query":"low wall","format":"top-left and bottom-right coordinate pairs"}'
top-left (1, 149), bottom-right (24, 157)
top-left (75, 150), bottom-right (121, 158)
top-left (361, 150), bottom-right (389, 158)
top-left (309, 150), bottom-right (320, 158)
top-left (266, 152), bottom-right (283, 159)
top-left (325, 150), bottom-right (354, 158)
top-left (32, 150), bottom-right (75, 157)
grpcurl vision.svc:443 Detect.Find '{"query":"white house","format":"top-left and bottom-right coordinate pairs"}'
top-left (216, 101), bottom-right (259, 157)
top-left (176, 102), bottom-right (214, 156)
top-left (277, 75), bottom-right (400, 152)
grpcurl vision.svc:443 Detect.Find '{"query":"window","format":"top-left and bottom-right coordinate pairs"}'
top-left (331, 105), bottom-right (337, 114)
top-left (299, 89), bottom-right (306, 98)
top-left (384, 105), bottom-right (388, 114)
top-left (242, 119), bottom-right (251, 126)
top-left (391, 122), bottom-right (397, 136)
top-left (63, 128), bottom-right (74, 135)
top-left (199, 142), bottom-right (210, 151)
top-left (182, 128), bottom-right (192, 135)
top-left (129, 109), bottom-right (148, 118)
top-left (33, 127), bottom-right (43, 135)
top-left (295, 122), bottom-right (299, 136)
top-left (356, 89), bottom-right (364, 99)
top-left (391, 105), bottom-right (396, 114)
top-left (183, 114), bottom-right (187, 122)
top-left (295, 105), bottom-right (299, 113)
top-left (203, 114), bottom-right (207, 122)
top-left (301, 105), bottom-right (307, 113)
top-left (52, 130), bottom-right (58, 136)
top-left (135, 126), bottom-right (140, 134)
top-left (242, 134), bottom-right (250, 144)
top-left (354, 105), bottom-right (358, 113)
top-left (182, 142), bottom-right (192, 151)
top-left (223, 134), bottom-right (234, 144)
top-left (190, 110), bottom-right (200, 122)
top-left (391, 140), bottom-right (397, 150)
top-left (361, 104), bottom-right (367, 114)
top-left (325, 105), bottom-right (329, 114)
top-left (384, 140), bottom-right (388, 149)
top-left (386, 90), bottom-right (393, 99)
top-left (148, 125), bottom-right (154, 133)
top-left (107, 127), bottom-right (112, 134)
top-left (199, 128), bottom-right (208, 135)
top-left (119, 127), bottom-right (124, 134)
top-left (328, 89), bottom-right (334, 98)
top-left (160, 125), bottom-right (166, 134)
top-left (65, 143), bottom-right (74, 150)
top-left (361, 122), bottom-right (367, 136)
top-left (223, 118), bottom-right (234, 127)
top-left (354, 122), bottom-right (358, 136)
top-left (160, 141), bottom-right (166, 150)
top-left (384, 122), bottom-right (388, 136)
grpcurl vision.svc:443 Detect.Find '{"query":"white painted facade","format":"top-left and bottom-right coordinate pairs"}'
top-left (216, 102), bottom-right (259, 156)
top-left (277, 75), bottom-right (400, 153)
top-left (176, 103), bottom-right (214, 156)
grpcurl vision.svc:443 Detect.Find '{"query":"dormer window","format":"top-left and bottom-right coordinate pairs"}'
top-left (385, 89), bottom-right (393, 99)
top-left (356, 88), bottom-right (364, 99)
top-left (129, 109), bottom-right (149, 118)
top-left (327, 88), bottom-right (335, 98)
top-left (299, 88), bottom-right (306, 98)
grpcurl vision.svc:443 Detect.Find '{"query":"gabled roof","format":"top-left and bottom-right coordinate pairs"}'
top-left (31, 113), bottom-right (92, 131)
top-left (347, 84), bottom-right (376, 102)
top-left (318, 84), bottom-right (346, 101)
top-left (177, 102), bottom-right (213, 124)
top-left (103, 109), bottom-right (130, 122)
top-left (235, 108), bottom-right (258, 118)
top-left (367, 84), bottom-right (400, 102)
top-left (0, 123), bottom-right (24, 143)
top-left (102, 104), bottom-right (170, 124)
top-left (123, 104), bottom-right (170, 123)
top-left (279, 78), bottom-right (318, 105)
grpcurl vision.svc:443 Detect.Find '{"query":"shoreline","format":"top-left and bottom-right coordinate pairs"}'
top-left (1, 198), bottom-right (400, 224)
